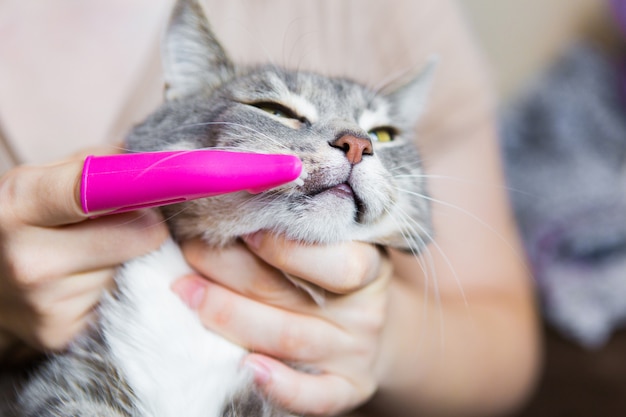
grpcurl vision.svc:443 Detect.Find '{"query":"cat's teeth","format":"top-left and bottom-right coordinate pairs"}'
top-left (270, 167), bottom-right (306, 191)
top-left (299, 167), bottom-right (309, 181)
top-left (290, 168), bottom-right (307, 187)
top-left (262, 166), bottom-right (307, 192)
top-left (291, 166), bottom-right (308, 187)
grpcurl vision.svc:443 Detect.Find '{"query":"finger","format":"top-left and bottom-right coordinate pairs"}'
top-left (67, 145), bottom-right (122, 161)
top-left (8, 210), bottom-right (168, 285)
top-left (181, 238), bottom-right (312, 307)
top-left (0, 146), bottom-right (122, 228)
top-left (171, 276), bottom-right (348, 362)
top-left (0, 159), bottom-right (89, 227)
top-left (33, 296), bottom-right (99, 351)
top-left (33, 294), bottom-right (104, 351)
top-left (46, 210), bottom-right (169, 272)
top-left (244, 354), bottom-right (372, 416)
top-left (33, 268), bottom-right (116, 309)
top-left (18, 269), bottom-right (114, 350)
top-left (243, 233), bottom-right (383, 294)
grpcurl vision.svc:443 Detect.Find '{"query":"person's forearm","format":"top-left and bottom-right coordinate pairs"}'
top-left (357, 117), bottom-right (541, 416)
top-left (360, 273), bottom-right (539, 417)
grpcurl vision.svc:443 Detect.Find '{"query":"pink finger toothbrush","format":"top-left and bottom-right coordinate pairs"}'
top-left (80, 150), bottom-right (305, 215)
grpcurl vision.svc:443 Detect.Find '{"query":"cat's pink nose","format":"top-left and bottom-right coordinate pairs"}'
top-left (331, 134), bottom-right (373, 165)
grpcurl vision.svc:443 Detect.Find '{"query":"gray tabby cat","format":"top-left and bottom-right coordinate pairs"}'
top-left (1, 0), bottom-right (433, 415)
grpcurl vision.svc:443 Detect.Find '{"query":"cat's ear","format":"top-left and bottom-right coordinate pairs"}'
top-left (162, 0), bottom-right (234, 100)
top-left (384, 58), bottom-right (438, 126)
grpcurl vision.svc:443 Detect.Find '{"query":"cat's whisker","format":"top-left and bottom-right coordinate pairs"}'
top-left (234, 192), bottom-right (273, 211)
top-left (102, 209), bottom-right (172, 231)
top-left (394, 203), bottom-right (468, 309)
top-left (106, 144), bottom-right (136, 154)
top-left (201, 145), bottom-right (277, 154)
top-left (371, 64), bottom-right (422, 97)
top-left (392, 208), bottom-right (436, 277)
top-left (383, 207), bottom-right (431, 280)
top-left (112, 141), bottom-right (303, 181)
top-left (387, 207), bottom-right (437, 279)
top-left (281, 18), bottom-right (319, 73)
top-left (395, 186), bottom-right (533, 280)
top-left (160, 201), bottom-right (195, 223)
top-left (225, 19), bottom-right (275, 71)
top-left (394, 172), bottom-right (537, 198)
top-left (385, 208), bottom-right (432, 285)
top-left (383, 206), bottom-right (444, 347)
top-left (165, 121), bottom-right (292, 152)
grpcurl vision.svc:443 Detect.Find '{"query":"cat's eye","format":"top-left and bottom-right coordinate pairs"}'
top-left (252, 102), bottom-right (301, 121)
top-left (368, 127), bottom-right (396, 143)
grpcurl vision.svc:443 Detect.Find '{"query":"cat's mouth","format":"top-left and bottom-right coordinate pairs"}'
top-left (307, 182), bottom-right (367, 222)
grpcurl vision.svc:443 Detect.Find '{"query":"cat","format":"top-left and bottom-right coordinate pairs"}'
top-left (1, 0), bottom-right (433, 415)
top-left (501, 42), bottom-right (626, 348)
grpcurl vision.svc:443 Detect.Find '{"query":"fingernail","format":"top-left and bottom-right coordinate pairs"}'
top-left (243, 231), bottom-right (264, 250)
top-left (243, 357), bottom-right (271, 385)
top-left (171, 275), bottom-right (207, 310)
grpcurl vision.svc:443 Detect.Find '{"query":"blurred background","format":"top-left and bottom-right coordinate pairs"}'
top-left (459, 0), bottom-right (612, 99)
top-left (458, 1), bottom-right (626, 416)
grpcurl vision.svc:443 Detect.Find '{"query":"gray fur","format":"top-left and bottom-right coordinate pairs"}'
top-left (1, 325), bottom-right (140, 417)
top-left (501, 43), bottom-right (626, 348)
top-left (129, 63), bottom-right (432, 250)
top-left (2, 0), bottom-right (433, 414)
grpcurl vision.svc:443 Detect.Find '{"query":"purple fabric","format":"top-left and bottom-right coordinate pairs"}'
top-left (501, 44), bottom-right (626, 348)
top-left (610, 0), bottom-right (626, 104)
top-left (611, 0), bottom-right (626, 36)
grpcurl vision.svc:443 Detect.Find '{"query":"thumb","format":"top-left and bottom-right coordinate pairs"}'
top-left (1, 157), bottom-right (90, 227)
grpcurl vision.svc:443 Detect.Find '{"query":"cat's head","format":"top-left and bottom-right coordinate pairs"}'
top-left (126, 0), bottom-right (434, 252)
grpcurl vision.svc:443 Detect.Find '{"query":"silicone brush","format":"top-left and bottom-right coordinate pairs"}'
top-left (80, 150), bottom-right (304, 215)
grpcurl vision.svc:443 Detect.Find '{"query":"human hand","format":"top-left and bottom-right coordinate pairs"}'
top-left (0, 151), bottom-right (169, 353)
top-left (173, 232), bottom-right (392, 416)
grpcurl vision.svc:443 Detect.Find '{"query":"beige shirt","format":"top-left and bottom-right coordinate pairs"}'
top-left (0, 0), bottom-right (171, 172)
top-left (0, 0), bottom-right (491, 175)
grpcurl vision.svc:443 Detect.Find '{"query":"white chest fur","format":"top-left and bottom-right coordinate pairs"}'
top-left (102, 239), bottom-right (249, 417)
